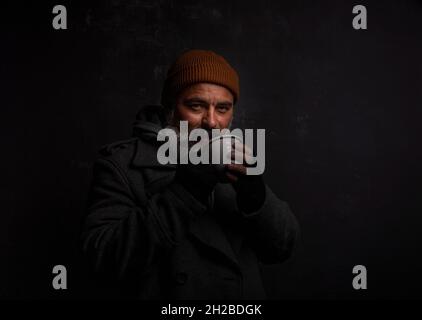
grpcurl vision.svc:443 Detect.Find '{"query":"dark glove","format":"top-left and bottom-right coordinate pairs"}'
top-left (233, 174), bottom-right (266, 214)
top-left (175, 164), bottom-right (219, 206)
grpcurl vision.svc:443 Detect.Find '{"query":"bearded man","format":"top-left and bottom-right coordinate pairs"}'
top-left (81, 49), bottom-right (299, 299)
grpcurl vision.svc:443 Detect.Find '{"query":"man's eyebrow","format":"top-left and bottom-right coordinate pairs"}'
top-left (183, 97), bottom-right (209, 104)
top-left (183, 97), bottom-right (233, 106)
top-left (216, 101), bottom-right (233, 106)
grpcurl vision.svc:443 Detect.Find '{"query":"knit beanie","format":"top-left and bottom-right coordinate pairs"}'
top-left (161, 49), bottom-right (239, 108)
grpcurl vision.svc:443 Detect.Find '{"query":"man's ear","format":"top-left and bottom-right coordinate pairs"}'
top-left (166, 107), bottom-right (176, 126)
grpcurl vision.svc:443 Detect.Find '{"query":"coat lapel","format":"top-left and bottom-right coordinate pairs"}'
top-left (189, 211), bottom-right (241, 272)
top-left (132, 138), bottom-right (241, 272)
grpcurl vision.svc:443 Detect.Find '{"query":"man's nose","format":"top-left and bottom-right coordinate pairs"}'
top-left (202, 109), bottom-right (217, 129)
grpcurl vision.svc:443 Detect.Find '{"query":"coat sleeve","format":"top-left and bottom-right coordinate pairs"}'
top-left (80, 157), bottom-right (207, 282)
top-left (240, 185), bottom-right (300, 264)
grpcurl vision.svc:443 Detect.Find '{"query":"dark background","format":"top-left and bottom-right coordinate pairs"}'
top-left (1, 0), bottom-right (421, 299)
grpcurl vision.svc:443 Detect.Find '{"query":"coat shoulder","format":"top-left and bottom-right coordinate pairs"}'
top-left (97, 137), bottom-right (139, 169)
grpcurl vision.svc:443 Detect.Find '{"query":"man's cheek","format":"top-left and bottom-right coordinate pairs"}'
top-left (219, 117), bottom-right (233, 129)
top-left (189, 118), bottom-right (204, 129)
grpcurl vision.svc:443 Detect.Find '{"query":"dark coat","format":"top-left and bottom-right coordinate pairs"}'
top-left (81, 106), bottom-right (299, 300)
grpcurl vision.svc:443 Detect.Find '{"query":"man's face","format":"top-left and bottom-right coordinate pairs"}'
top-left (172, 83), bottom-right (234, 132)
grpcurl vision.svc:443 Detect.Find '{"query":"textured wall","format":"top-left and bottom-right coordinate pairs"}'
top-left (2, 0), bottom-right (422, 298)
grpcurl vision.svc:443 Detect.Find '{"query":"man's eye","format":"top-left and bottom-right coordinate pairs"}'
top-left (189, 104), bottom-right (202, 110)
top-left (217, 106), bottom-right (229, 113)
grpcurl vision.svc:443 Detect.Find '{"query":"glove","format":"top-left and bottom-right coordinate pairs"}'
top-left (175, 164), bottom-right (219, 206)
top-left (233, 174), bottom-right (266, 214)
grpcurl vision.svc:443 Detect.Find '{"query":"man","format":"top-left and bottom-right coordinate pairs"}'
top-left (81, 49), bottom-right (299, 299)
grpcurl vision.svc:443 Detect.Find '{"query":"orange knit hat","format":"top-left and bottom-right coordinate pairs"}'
top-left (161, 49), bottom-right (239, 108)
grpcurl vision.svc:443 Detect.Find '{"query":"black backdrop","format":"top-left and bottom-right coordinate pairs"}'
top-left (2, 0), bottom-right (422, 299)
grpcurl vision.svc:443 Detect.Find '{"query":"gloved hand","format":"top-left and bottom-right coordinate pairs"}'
top-left (232, 173), bottom-right (266, 214)
top-left (175, 163), bottom-right (219, 206)
top-left (223, 142), bottom-right (266, 214)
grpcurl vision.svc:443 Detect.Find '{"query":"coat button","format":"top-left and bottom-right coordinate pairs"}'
top-left (174, 272), bottom-right (188, 285)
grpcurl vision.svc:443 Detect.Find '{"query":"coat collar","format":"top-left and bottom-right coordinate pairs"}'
top-left (131, 138), bottom-right (176, 169)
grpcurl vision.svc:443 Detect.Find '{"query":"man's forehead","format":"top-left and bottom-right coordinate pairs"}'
top-left (179, 83), bottom-right (234, 102)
